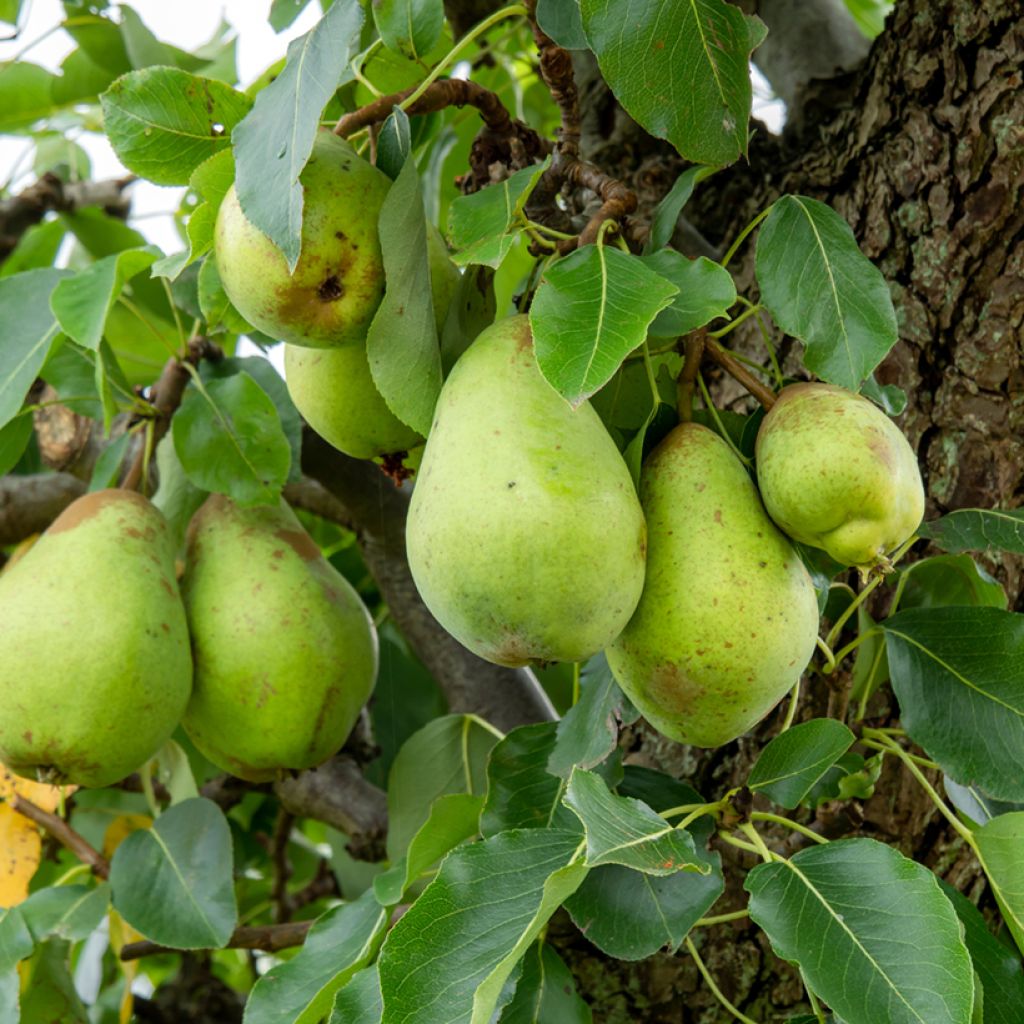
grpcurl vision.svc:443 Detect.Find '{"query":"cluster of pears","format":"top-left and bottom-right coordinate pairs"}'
top-left (216, 129), bottom-right (459, 459)
top-left (0, 489), bottom-right (377, 788)
top-left (404, 317), bottom-right (923, 748)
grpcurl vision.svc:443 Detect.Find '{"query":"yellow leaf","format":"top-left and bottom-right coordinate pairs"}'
top-left (0, 803), bottom-right (41, 906)
top-left (102, 813), bottom-right (152, 860)
top-left (0, 762), bottom-right (75, 812)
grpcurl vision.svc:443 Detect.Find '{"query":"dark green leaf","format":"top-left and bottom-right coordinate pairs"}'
top-left (0, 415), bottom-right (33, 476)
top-left (119, 5), bottom-right (176, 68)
top-left (171, 371), bottom-right (291, 506)
top-left (647, 165), bottom-right (718, 252)
top-left (898, 554), bottom-right (1007, 611)
top-left (244, 890), bottom-right (387, 1024)
top-left (641, 250), bottom-right (736, 337)
top-left (366, 159), bottom-right (442, 436)
top-left (976, 813), bottom-right (1024, 956)
top-left (101, 67), bottom-right (250, 185)
top-left (374, 0), bottom-right (444, 60)
top-left (883, 607), bottom-right (1024, 802)
top-left (439, 263), bottom-right (496, 373)
top-left (109, 797), bottom-right (237, 949)
top-left (197, 254), bottom-right (251, 334)
top-left (18, 940), bottom-right (88, 1023)
top-left (232, 0), bottom-right (364, 268)
top-left (747, 838), bottom-right (974, 1024)
top-left (580, 0), bottom-right (765, 165)
top-left (88, 433), bottom-right (132, 490)
top-left (944, 778), bottom-right (1023, 827)
top-left (748, 719), bottom-right (856, 808)
top-left (0, 907), bottom-right (33, 968)
top-left (920, 509), bottom-right (1024, 555)
top-left (19, 885), bottom-right (109, 943)
top-left (536, 0), bottom-right (587, 48)
top-left (0, 62), bottom-right (57, 133)
top-left (376, 107), bottom-right (412, 181)
top-left (499, 941), bottom-right (592, 1023)
top-left (0, 218), bottom-right (66, 279)
top-left (330, 965), bottom-right (382, 1024)
top-left (755, 195), bottom-right (898, 390)
top-left (530, 246), bottom-right (678, 405)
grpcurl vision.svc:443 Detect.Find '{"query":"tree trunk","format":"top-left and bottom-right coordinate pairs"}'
top-left (551, 0), bottom-right (1024, 1019)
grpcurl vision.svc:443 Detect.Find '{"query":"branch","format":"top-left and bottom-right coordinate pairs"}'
top-left (677, 330), bottom-right (707, 421)
top-left (120, 919), bottom-right (313, 962)
top-left (565, 160), bottom-right (639, 248)
top-left (704, 337), bottom-right (778, 410)
top-left (0, 472), bottom-right (85, 546)
top-left (9, 794), bottom-right (110, 879)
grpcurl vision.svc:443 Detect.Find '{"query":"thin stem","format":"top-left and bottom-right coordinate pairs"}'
top-left (831, 629), bottom-right (881, 668)
top-left (805, 980), bottom-right (827, 1024)
top-left (524, 218), bottom-right (575, 240)
top-left (697, 372), bottom-right (752, 467)
top-left (694, 908), bottom-right (750, 927)
top-left (709, 304), bottom-right (763, 339)
top-left (717, 832), bottom-right (762, 856)
top-left (720, 205), bottom-right (773, 269)
top-left (571, 661), bottom-right (581, 706)
top-left (9, 796), bottom-right (110, 879)
top-left (750, 811), bottom-right (828, 845)
top-left (351, 39), bottom-right (385, 97)
top-left (860, 739), bottom-right (939, 771)
top-left (738, 296), bottom-right (784, 386)
top-left (677, 801), bottom-right (727, 831)
top-left (140, 760), bottom-right (159, 819)
top-left (815, 636), bottom-right (836, 674)
top-left (595, 218), bottom-right (616, 248)
top-left (737, 822), bottom-right (781, 862)
top-left (779, 678), bottom-right (802, 732)
top-left (641, 339), bottom-right (660, 411)
top-left (685, 936), bottom-right (759, 1024)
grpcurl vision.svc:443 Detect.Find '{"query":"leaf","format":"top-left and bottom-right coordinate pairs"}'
top-left (883, 607), bottom-right (1024, 802)
top-left (535, 0), bottom-right (587, 48)
top-left (373, 793), bottom-right (483, 906)
top-left (860, 373), bottom-right (906, 415)
top-left (365, 159), bottom-right (442, 437)
top-left (564, 769), bottom-right (705, 875)
top-left (109, 797), bottom-right (237, 949)
top-left (50, 246), bottom-right (160, 351)
top-left (480, 723), bottom-right (581, 838)
top-left (385, 715), bottom-right (500, 862)
top-left (746, 838), bottom-right (974, 1024)
top-left (0, 0), bottom-right (22, 26)
top-left (52, 46), bottom-right (118, 105)
top-left (0, 217), bottom-right (66, 279)
top-left (641, 250), bottom-right (736, 337)
top-left (897, 554), bottom-right (1007, 610)
top-left (197, 254), bottom-right (251, 334)
top-left (243, 890), bottom-right (387, 1024)
top-left (100, 67), bottom-right (251, 185)
top-left (498, 941), bottom-right (592, 1023)
top-left (19, 885), bottom-right (110, 943)
top-left (18, 939), bottom-right (88, 1023)
top-left (0, 62), bottom-right (57, 133)
top-left (374, 0), bottom-right (444, 60)
top-left (270, 0), bottom-right (317, 32)
top-left (376, 107), bottom-right (412, 181)
top-left (171, 371), bottom-right (292, 507)
top-left (580, 0), bottom-right (765, 165)
top-left (377, 828), bottom-right (587, 1024)
top-left (976, 813), bottom-right (1024, 957)
top-left (747, 719), bottom-right (856, 809)
top-left (232, 0), bottom-right (364, 269)
top-left (940, 881), bottom-right (1024, 1024)
top-left (447, 162), bottom-right (547, 268)
top-left (755, 195), bottom-right (898, 390)
top-left (530, 246), bottom-right (678, 406)
top-left (0, 267), bottom-right (71, 430)
top-left (646, 165), bottom-right (717, 252)
top-left (563, 767), bottom-right (724, 959)
top-left (0, 415), bottom-right (32, 478)
top-left (920, 509), bottom-right (1024, 555)
top-left (943, 778), bottom-right (1023, 827)
top-left (330, 965), bottom-right (383, 1024)
top-left (547, 653), bottom-right (637, 780)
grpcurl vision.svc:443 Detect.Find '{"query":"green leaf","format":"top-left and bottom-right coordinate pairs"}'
top-left (0, 0), bottom-right (22, 26)
top-left (110, 798), bottom-right (237, 949)
top-left (547, 653), bottom-right (637, 780)
top-left (535, 0), bottom-right (587, 48)
top-left (0, 62), bottom-right (57, 133)
top-left (447, 162), bottom-right (547, 268)
top-left (499, 941), bottom-right (592, 1023)
top-left (50, 246), bottom-right (160, 351)
top-left (860, 373), bottom-right (906, 415)
top-left (530, 246), bottom-right (678, 406)
top-left (439, 263), bottom-right (496, 373)
top-left (755, 195), bottom-right (898, 390)
top-left (920, 509), bottom-right (1024, 555)
top-left (52, 46), bottom-right (117, 105)
top-left (940, 881), bottom-right (1024, 1024)
top-left (151, 435), bottom-right (209, 549)
top-left (373, 793), bottom-right (483, 906)
top-left (232, 0), bottom-right (364, 269)
top-left (19, 885), bottom-right (110, 943)
top-left (944, 778), bottom-right (1023, 827)
top-left (0, 267), bottom-right (70, 430)
top-left (843, 0), bottom-right (894, 38)
top-left (747, 838), bottom-right (974, 1024)
top-left (101, 67), bottom-right (250, 185)
top-left (563, 767), bottom-right (724, 959)
top-left (0, 906), bottom-right (33, 968)
top-left (88, 432), bottom-right (132, 490)
top-left (646, 165), bottom-right (717, 252)
top-left (386, 714), bottom-right (500, 862)
top-left (171, 371), bottom-right (291, 507)
top-left (374, 0), bottom-right (444, 60)
top-left (18, 939), bottom-right (88, 1023)
top-left (243, 890), bottom-right (387, 1024)
top-left (0, 218), bottom-right (66, 279)
top-left (330, 965), bottom-right (382, 1023)
top-left (197, 254), bottom-right (251, 334)
top-left (270, 0), bottom-right (317, 32)
top-left (747, 719), bottom-right (856, 809)
top-left (564, 768), bottom-right (705, 875)
top-left (480, 722), bottom-right (581, 838)
top-left (0, 415), bottom-right (33, 477)
top-left (641, 250), bottom-right (736, 337)
top-left (898, 554), bottom-right (1007, 610)
top-left (366, 159), bottom-right (442, 437)
top-left (976, 813), bottom-right (1024, 957)
top-left (580, 0), bottom-right (765, 165)
top-left (883, 607), bottom-right (1024, 802)
top-left (377, 828), bottom-right (587, 1024)
top-left (376, 107), bottom-right (412, 181)
top-left (119, 5), bottom-right (177, 68)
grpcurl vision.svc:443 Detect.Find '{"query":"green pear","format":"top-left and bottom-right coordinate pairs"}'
top-left (755, 383), bottom-right (925, 568)
top-left (215, 130), bottom-right (390, 348)
top-left (606, 424), bottom-right (819, 748)
top-left (0, 490), bottom-right (192, 788)
top-left (182, 495), bottom-right (377, 781)
top-left (406, 314), bottom-right (646, 667)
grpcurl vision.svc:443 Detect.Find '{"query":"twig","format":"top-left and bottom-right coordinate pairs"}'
top-left (677, 329), bottom-right (707, 420)
top-left (120, 920), bottom-right (313, 961)
top-left (270, 809), bottom-right (295, 923)
top-left (703, 336), bottom-right (777, 410)
top-left (9, 794), bottom-right (110, 879)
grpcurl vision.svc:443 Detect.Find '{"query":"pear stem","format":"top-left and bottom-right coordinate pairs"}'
top-left (703, 336), bottom-right (777, 410)
top-left (685, 936), bottom-right (760, 1024)
top-left (9, 794), bottom-right (110, 879)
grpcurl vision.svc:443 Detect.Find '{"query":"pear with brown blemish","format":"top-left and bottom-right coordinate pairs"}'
top-left (606, 423), bottom-right (819, 748)
top-left (406, 314), bottom-right (647, 667)
top-left (755, 382), bottom-right (925, 569)
top-left (0, 490), bottom-right (192, 788)
top-left (181, 495), bottom-right (377, 781)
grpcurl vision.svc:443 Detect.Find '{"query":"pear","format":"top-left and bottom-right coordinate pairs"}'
top-left (755, 383), bottom-right (924, 568)
top-left (181, 495), bottom-right (377, 781)
top-left (0, 490), bottom-right (192, 788)
top-left (606, 424), bottom-right (819, 748)
top-left (406, 314), bottom-right (646, 667)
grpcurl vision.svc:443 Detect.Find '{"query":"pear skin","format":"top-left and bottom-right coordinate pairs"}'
top-left (182, 495), bottom-right (377, 781)
top-left (755, 383), bottom-right (924, 568)
top-left (0, 490), bottom-right (192, 788)
top-left (406, 315), bottom-right (646, 667)
top-left (606, 424), bottom-right (819, 748)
